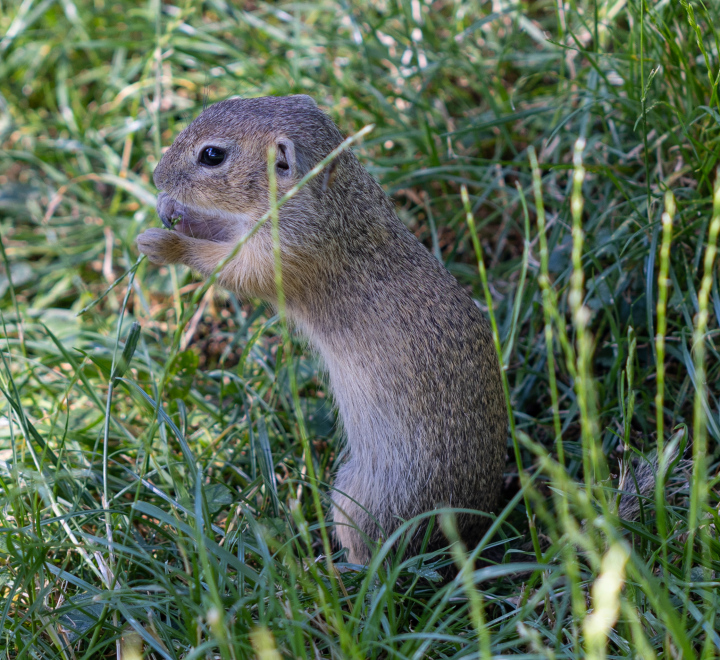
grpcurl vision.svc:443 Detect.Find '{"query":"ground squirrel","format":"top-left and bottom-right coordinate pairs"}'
top-left (137, 95), bottom-right (508, 564)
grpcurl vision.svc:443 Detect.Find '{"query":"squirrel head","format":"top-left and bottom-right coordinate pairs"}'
top-left (152, 95), bottom-right (345, 236)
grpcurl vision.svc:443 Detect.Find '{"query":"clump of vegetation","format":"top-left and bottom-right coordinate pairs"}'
top-left (0, 0), bottom-right (718, 657)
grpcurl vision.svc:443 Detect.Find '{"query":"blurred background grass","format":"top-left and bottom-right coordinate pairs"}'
top-left (1, 0), bottom-right (719, 657)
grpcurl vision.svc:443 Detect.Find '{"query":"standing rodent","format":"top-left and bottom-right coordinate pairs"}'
top-left (137, 95), bottom-right (508, 564)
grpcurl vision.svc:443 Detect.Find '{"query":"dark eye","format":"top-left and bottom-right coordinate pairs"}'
top-left (199, 146), bottom-right (226, 166)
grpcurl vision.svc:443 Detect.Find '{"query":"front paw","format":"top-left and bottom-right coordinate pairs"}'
top-left (137, 227), bottom-right (184, 265)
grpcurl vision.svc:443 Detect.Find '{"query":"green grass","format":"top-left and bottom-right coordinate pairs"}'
top-left (1, 0), bottom-right (719, 657)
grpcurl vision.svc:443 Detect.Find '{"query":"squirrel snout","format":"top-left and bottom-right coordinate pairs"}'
top-left (156, 193), bottom-right (180, 229)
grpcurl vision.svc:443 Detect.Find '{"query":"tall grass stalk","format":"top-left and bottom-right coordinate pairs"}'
top-left (655, 190), bottom-right (674, 578)
top-left (267, 145), bottom-right (357, 658)
top-left (685, 170), bottom-right (720, 646)
top-left (463, 184), bottom-right (542, 563)
top-left (569, 138), bottom-right (604, 498)
top-left (529, 147), bottom-right (566, 467)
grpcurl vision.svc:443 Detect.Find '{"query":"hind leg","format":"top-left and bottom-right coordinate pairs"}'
top-left (332, 493), bottom-right (372, 564)
top-left (331, 462), bottom-right (383, 564)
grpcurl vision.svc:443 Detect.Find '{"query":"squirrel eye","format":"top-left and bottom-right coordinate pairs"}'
top-left (199, 146), bottom-right (226, 166)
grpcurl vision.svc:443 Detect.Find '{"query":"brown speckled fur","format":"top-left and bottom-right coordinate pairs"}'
top-left (137, 95), bottom-right (508, 564)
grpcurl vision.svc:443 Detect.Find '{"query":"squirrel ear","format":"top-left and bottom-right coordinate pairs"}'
top-left (275, 139), bottom-right (294, 177)
top-left (276, 138), bottom-right (310, 178)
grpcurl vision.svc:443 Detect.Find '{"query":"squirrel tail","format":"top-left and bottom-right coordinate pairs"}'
top-left (614, 426), bottom-right (688, 521)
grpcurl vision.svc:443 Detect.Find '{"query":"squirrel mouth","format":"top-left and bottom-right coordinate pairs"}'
top-left (156, 193), bottom-right (231, 242)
